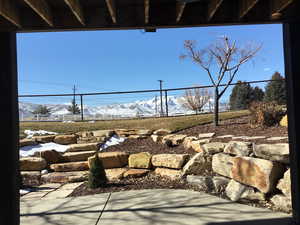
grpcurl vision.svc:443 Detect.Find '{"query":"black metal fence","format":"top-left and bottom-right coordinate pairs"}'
top-left (18, 79), bottom-right (284, 122)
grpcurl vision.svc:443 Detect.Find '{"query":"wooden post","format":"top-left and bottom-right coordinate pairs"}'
top-left (283, 22), bottom-right (300, 224)
top-left (0, 32), bottom-right (19, 225)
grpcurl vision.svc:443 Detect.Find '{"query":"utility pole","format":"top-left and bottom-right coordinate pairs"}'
top-left (72, 85), bottom-right (77, 115)
top-left (158, 80), bottom-right (163, 116)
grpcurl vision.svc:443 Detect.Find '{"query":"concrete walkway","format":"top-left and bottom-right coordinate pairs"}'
top-left (20, 189), bottom-right (292, 225)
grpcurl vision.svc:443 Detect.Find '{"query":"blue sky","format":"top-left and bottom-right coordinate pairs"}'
top-left (17, 24), bottom-right (284, 105)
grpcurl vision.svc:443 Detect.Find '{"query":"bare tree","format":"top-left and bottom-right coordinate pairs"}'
top-left (180, 36), bottom-right (261, 126)
top-left (179, 86), bottom-right (212, 115)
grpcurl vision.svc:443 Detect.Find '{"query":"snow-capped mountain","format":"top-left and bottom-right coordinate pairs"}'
top-left (19, 96), bottom-right (229, 120)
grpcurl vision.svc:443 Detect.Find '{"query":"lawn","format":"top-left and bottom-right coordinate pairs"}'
top-left (19, 110), bottom-right (249, 138)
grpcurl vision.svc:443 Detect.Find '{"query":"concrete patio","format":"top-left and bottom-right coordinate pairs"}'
top-left (20, 189), bottom-right (292, 225)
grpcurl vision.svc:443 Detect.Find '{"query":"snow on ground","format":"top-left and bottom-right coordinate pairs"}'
top-left (20, 142), bottom-right (69, 157)
top-left (24, 129), bottom-right (57, 138)
top-left (100, 135), bottom-right (126, 150)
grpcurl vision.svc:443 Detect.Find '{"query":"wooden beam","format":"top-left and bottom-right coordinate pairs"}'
top-left (64, 0), bottom-right (85, 25)
top-left (272, 0), bottom-right (294, 14)
top-left (105, 0), bottom-right (116, 23)
top-left (207, 0), bottom-right (224, 21)
top-left (283, 22), bottom-right (300, 224)
top-left (176, 2), bottom-right (186, 23)
top-left (145, 0), bottom-right (150, 24)
top-left (23, 0), bottom-right (53, 26)
top-left (239, 0), bottom-right (259, 19)
top-left (0, 0), bottom-right (20, 27)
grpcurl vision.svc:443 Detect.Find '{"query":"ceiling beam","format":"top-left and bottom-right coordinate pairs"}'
top-left (272, 0), bottom-right (294, 14)
top-left (0, 0), bottom-right (20, 27)
top-left (23, 0), bottom-right (53, 26)
top-left (207, 0), bottom-right (224, 21)
top-left (145, 0), bottom-right (150, 24)
top-left (64, 0), bottom-right (85, 25)
top-left (105, 0), bottom-right (116, 23)
top-left (239, 0), bottom-right (260, 19)
top-left (176, 2), bottom-right (186, 23)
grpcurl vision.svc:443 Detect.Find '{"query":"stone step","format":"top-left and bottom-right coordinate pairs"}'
top-left (41, 171), bottom-right (89, 183)
top-left (63, 151), bottom-right (96, 162)
top-left (66, 143), bottom-right (100, 152)
top-left (50, 161), bottom-right (89, 172)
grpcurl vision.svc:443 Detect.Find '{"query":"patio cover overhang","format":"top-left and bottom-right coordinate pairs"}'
top-left (0, 1), bottom-right (299, 225)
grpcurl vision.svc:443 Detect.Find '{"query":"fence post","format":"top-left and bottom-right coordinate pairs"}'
top-left (80, 94), bottom-right (84, 121)
top-left (165, 90), bottom-right (168, 117)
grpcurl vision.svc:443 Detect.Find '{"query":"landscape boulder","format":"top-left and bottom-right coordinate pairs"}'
top-left (77, 136), bottom-right (107, 144)
top-left (41, 171), bottom-right (88, 183)
top-left (33, 135), bottom-right (56, 143)
top-left (190, 139), bottom-right (210, 152)
top-left (201, 142), bottom-right (226, 154)
top-left (54, 135), bottom-right (77, 145)
top-left (162, 134), bottom-right (187, 146)
top-left (128, 152), bottom-right (152, 169)
top-left (20, 157), bottom-right (47, 171)
top-left (212, 176), bottom-right (230, 193)
top-left (224, 141), bottom-right (252, 156)
top-left (231, 156), bottom-right (285, 193)
top-left (153, 128), bottom-right (172, 136)
top-left (40, 150), bottom-right (64, 164)
top-left (63, 151), bottom-right (96, 162)
top-left (253, 143), bottom-right (289, 164)
top-left (277, 169), bottom-right (291, 198)
top-left (182, 152), bottom-right (212, 175)
top-left (270, 194), bottom-right (292, 213)
top-left (21, 171), bottom-right (41, 186)
top-left (20, 139), bottom-right (38, 147)
top-left (50, 161), bottom-right (89, 172)
top-left (66, 143), bottom-right (100, 152)
top-left (154, 168), bottom-right (182, 180)
top-left (186, 175), bottom-right (213, 191)
top-left (151, 154), bottom-right (189, 169)
top-left (105, 168), bottom-right (128, 181)
top-left (212, 153), bottom-right (234, 178)
top-left (88, 152), bottom-right (129, 169)
top-left (92, 130), bottom-right (115, 137)
top-left (182, 136), bottom-right (198, 149)
top-left (280, 115), bottom-right (288, 127)
top-left (225, 179), bottom-right (265, 202)
top-left (151, 135), bottom-right (163, 143)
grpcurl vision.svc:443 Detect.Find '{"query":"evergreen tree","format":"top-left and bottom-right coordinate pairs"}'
top-left (264, 72), bottom-right (286, 105)
top-left (67, 99), bottom-right (81, 114)
top-left (229, 81), bottom-right (252, 110)
top-left (250, 86), bottom-right (264, 102)
top-left (32, 105), bottom-right (51, 115)
top-left (88, 153), bottom-right (107, 189)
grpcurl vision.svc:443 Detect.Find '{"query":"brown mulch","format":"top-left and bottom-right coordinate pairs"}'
top-left (177, 116), bottom-right (288, 144)
top-left (101, 137), bottom-right (196, 155)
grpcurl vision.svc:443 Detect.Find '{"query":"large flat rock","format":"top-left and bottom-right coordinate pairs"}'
top-left (88, 151), bottom-right (129, 169)
top-left (66, 143), bottom-right (100, 152)
top-left (212, 153), bottom-right (234, 178)
top-left (54, 134), bottom-right (77, 145)
top-left (20, 157), bottom-right (47, 171)
top-left (41, 171), bottom-right (89, 183)
top-left (224, 141), bottom-right (252, 156)
top-left (231, 156), bottom-right (285, 193)
top-left (253, 143), bottom-right (289, 163)
top-left (63, 151), bottom-right (96, 162)
top-left (50, 161), bottom-right (89, 172)
top-left (128, 152), bottom-right (152, 169)
top-left (151, 154), bottom-right (189, 169)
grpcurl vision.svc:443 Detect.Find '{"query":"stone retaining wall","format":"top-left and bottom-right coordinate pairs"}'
top-left (19, 129), bottom-right (291, 213)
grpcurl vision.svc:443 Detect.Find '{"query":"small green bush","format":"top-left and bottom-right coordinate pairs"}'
top-left (249, 101), bottom-right (285, 128)
top-left (88, 153), bottom-right (108, 189)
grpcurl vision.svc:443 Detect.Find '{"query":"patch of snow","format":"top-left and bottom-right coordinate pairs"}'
top-left (100, 135), bottom-right (126, 150)
top-left (41, 169), bottom-right (49, 175)
top-left (20, 142), bottom-right (69, 157)
top-left (88, 121), bottom-right (95, 123)
top-left (24, 130), bottom-right (57, 138)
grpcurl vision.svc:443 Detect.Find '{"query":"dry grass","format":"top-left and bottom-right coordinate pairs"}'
top-left (19, 110), bottom-right (249, 137)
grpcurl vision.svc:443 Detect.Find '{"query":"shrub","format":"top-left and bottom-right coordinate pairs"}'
top-left (88, 153), bottom-right (108, 189)
top-left (249, 101), bottom-right (285, 128)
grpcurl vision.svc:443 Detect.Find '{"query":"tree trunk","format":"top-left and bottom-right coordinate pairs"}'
top-left (214, 87), bottom-right (219, 126)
